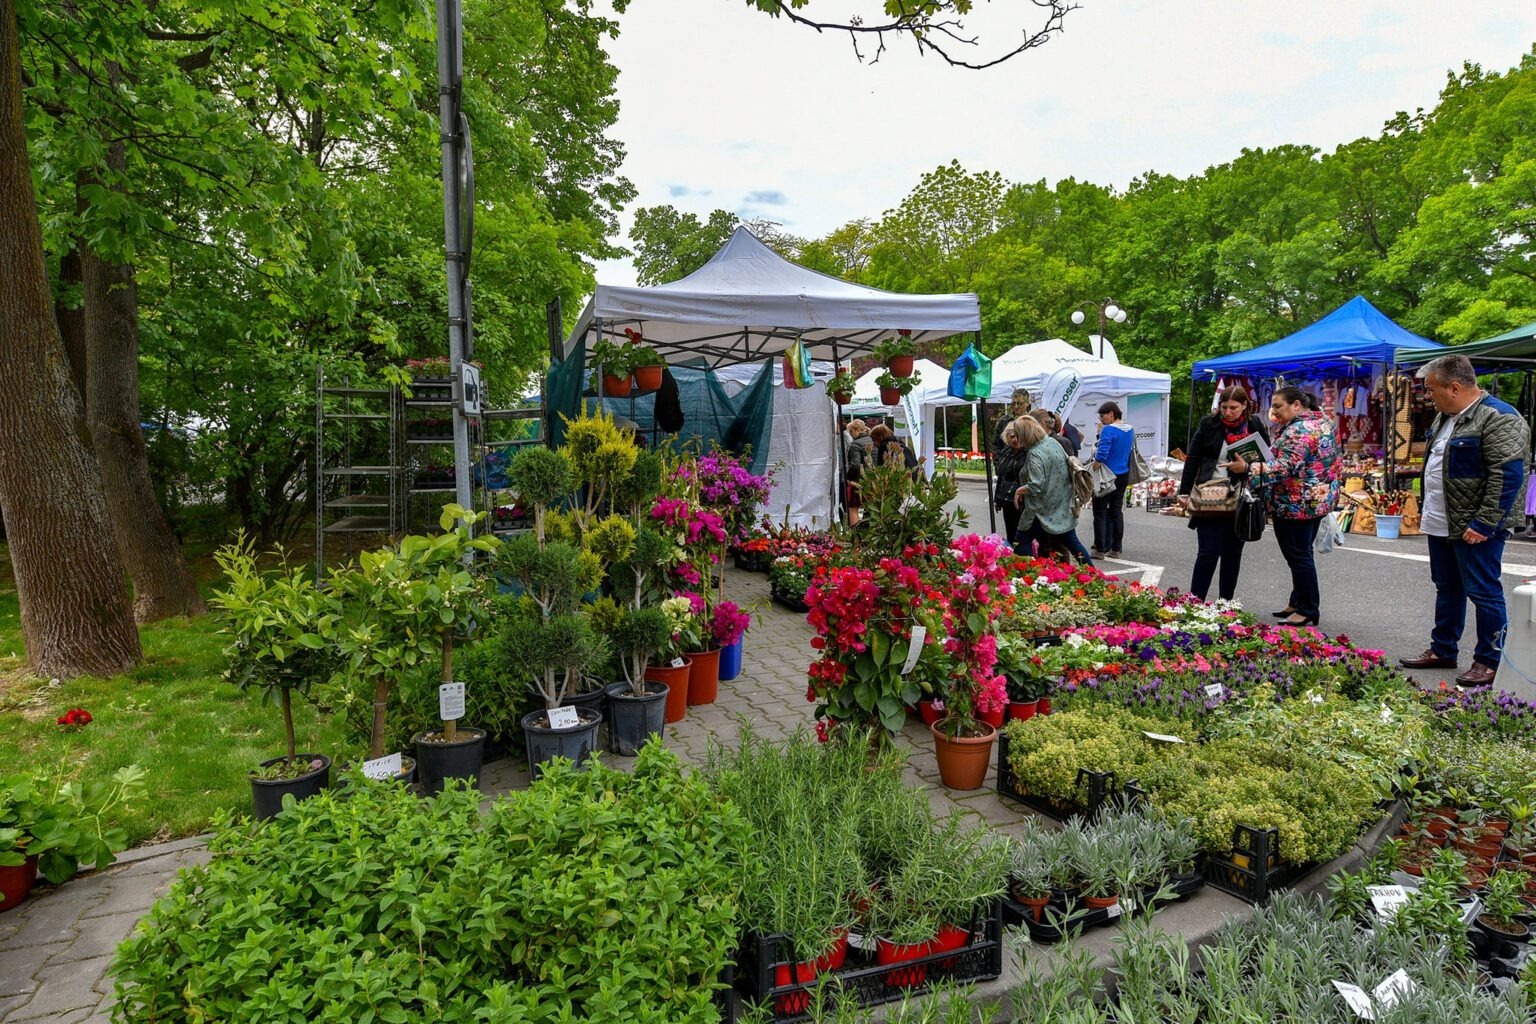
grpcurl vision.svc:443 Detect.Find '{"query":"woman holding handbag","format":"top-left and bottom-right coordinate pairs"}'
top-left (1177, 386), bottom-right (1269, 601)
top-left (1230, 386), bottom-right (1341, 627)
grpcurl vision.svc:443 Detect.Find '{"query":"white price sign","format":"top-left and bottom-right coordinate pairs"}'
top-left (439, 682), bottom-right (465, 721)
top-left (900, 626), bottom-right (927, 676)
top-left (362, 753), bottom-right (402, 780)
top-left (1203, 683), bottom-right (1223, 699)
top-left (1331, 970), bottom-right (1416, 1020)
top-left (1142, 731), bottom-right (1186, 744)
top-left (547, 706), bottom-right (580, 729)
top-left (670, 656), bottom-right (686, 669)
top-left (1367, 885), bottom-right (1408, 920)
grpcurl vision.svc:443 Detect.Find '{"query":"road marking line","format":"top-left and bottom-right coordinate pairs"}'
top-left (1101, 558), bottom-right (1163, 587)
top-left (1338, 545), bottom-right (1536, 578)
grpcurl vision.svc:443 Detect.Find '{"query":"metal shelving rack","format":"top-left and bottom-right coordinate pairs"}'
top-left (401, 379), bottom-right (477, 534)
top-left (315, 369), bottom-right (402, 578)
top-left (477, 374), bottom-right (548, 540)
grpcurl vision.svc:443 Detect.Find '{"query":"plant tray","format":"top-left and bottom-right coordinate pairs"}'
top-left (735, 551), bottom-right (773, 573)
top-left (770, 587), bottom-right (810, 614)
top-left (1201, 823), bottom-right (1316, 904)
top-left (1146, 496), bottom-right (1174, 513)
top-left (1001, 874), bottom-right (1204, 941)
top-left (726, 901), bottom-right (1003, 1023)
top-left (994, 731), bottom-right (1117, 822)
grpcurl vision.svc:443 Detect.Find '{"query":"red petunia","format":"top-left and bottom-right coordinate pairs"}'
top-left (57, 707), bottom-right (92, 728)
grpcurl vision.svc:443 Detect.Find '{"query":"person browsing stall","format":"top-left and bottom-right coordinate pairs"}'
top-left (1177, 386), bottom-right (1270, 602)
top-left (1089, 402), bottom-right (1135, 559)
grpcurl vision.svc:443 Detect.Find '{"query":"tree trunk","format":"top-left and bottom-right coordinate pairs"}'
top-left (0, 0), bottom-right (140, 677)
top-left (81, 145), bottom-right (206, 622)
top-left (55, 246), bottom-right (86, 405)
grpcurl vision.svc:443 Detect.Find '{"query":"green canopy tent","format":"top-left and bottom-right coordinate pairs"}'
top-left (1397, 320), bottom-right (1536, 368)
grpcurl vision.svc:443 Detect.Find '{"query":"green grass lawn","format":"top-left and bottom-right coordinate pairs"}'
top-left (0, 542), bottom-right (349, 846)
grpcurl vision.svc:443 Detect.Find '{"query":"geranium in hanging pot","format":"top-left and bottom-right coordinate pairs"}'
top-left (826, 366), bottom-right (857, 406)
top-left (875, 370), bottom-right (919, 407)
top-left (211, 535), bottom-right (340, 820)
top-left (874, 332), bottom-right (918, 377)
top-left (589, 336), bottom-right (636, 396)
top-left (624, 328), bottom-right (666, 393)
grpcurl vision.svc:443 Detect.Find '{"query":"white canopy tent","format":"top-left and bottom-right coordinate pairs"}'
top-left (915, 339), bottom-right (1173, 471)
top-left (713, 360), bottom-right (839, 530)
top-left (560, 229), bottom-right (982, 526)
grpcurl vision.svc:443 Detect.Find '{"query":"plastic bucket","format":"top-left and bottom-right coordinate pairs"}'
top-left (719, 639), bottom-right (744, 681)
top-left (1375, 514), bottom-right (1403, 540)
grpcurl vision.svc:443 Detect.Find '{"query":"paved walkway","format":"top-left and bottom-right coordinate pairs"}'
top-left (0, 567), bottom-right (1248, 1020)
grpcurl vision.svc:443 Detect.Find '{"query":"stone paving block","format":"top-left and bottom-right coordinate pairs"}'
top-left (0, 892), bottom-right (93, 954)
top-left (0, 941), bottom-right (70, 997)
top-left (47, 911), bottom-right (140, 965)
top-left (77, 870), bottom-right (177, 922)
top-left (10, 969), bottom-right (105, 1023)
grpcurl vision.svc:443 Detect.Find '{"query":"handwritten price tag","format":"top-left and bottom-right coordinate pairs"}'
top-left (1203, 683), bottom-right (1223, 699)
top-left (439, 682), bottom-right (465, 721)
top-left (1142, 731), bottom-right (1186, 744)
top-left (547, 706), bottom-right (580, 729)
top-left (901, 626), bottom-right (927, 676)
top-left (1367, 885), bottom-right (1408, 920)
top-left (362, 753), bottom-right (402, 780)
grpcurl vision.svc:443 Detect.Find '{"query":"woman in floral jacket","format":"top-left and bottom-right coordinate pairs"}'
top-left (1229, 386), bottom-right (1340, 628)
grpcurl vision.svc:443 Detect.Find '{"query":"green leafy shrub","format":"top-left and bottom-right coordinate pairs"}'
top-left (112, 744), bottom-right (746, 1023)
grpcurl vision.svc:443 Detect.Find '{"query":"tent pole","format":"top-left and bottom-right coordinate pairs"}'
top-left (831, 336), bottom-right (845, 527)
top-left (976, 330), bottom-right (996, 535)
top-left (1384, 360), bottom-right (1396, 492)
top-left (1186, 375), bottom-right (1198, 452)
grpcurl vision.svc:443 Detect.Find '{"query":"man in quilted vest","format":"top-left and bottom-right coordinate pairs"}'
top-left (1400, 354), bottom-right (1530, 685)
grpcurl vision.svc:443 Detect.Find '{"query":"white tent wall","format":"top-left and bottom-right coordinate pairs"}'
top-left (715, 360), bottom-right (838, 530)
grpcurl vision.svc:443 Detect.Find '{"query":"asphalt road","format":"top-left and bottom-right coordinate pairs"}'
top-left (945, 476), bottom-right (1536, 697)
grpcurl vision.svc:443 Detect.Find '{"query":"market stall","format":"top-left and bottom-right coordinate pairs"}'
top-left (551, 227), bottom-right (982, 526)
top-left (1191, 296), bottom-right (1444, 521)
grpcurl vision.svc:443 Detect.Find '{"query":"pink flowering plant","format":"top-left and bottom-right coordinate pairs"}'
top-left (711, 601), bottom-right (752, 647)
top-left (934, 534), bottom-right (1015, 737)
top-left (673, 447), bottom-right (775, 545)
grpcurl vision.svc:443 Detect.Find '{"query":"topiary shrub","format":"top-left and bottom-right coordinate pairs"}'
top-left (111, 744), bottom-right (747, 1023)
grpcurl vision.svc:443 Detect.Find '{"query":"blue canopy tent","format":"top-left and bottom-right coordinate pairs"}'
top-left (1190, 297), bottom-right (1444, 486)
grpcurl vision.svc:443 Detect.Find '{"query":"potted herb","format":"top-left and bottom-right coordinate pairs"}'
top-left (1076, 833), bottom-right (1133, 910)
top-left (826, 365), bottom-right (857, 406)
top-left (1, 766), bottom-right (147, 910)
top-left (1477, 869), bottom-right (1530, 942)
top-left (1009, 831), bottom-right (1054, 922)
top-left (874, 331), bottom-right (917, 376)
top-left (211, 536), bottom-right (340, 819)
top-left (875, 370), bottom-right (919, 406)
top-left (589, 336), bottom-right (636, 396)
top-left (929, 822), bottom-right (1009, 951)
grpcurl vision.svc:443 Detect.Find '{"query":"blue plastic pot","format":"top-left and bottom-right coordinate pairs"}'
top-left (719, 639), bottom-right (744, 681)
top-left (1375, 514), bottom-right (1402, 540)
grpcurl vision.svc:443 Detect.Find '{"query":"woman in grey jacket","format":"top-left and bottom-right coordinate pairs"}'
top-left (1010, 416), bottom-right (1078, 560)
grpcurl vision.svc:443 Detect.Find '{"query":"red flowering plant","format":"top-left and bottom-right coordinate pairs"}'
top-left (805, 555), bottom-right (945, 741)
top-left (933, 534), bottom-right (1015, 737)
top-left (711, 601), bottom-right (753, 647)
top-left (56, 708), bottom-right (92, 730)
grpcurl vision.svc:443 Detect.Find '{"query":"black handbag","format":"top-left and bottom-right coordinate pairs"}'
top-left (1234, 479), bottom-right (1267, 542)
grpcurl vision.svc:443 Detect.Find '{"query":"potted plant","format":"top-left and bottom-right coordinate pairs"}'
top-left (404, 356), bottom-right (455, 401)
top-left (211, 536), bottom-right (339, 819)
top-left (1075, 833), bottom-right (1132, 911)
top-left (875, 370), bottom-right (919, 406)
top-left (997, 635), bottom-right (1046, 721)
top-left (624, 328), bottom-right (666, 393)
top-left (654, 595), bottom-right (701, 722)
top-left (930, 535), bottom-right (1014, 790)
top-left (602, 603), bottom-right (673, 755)
top-left (1477, 869), bottom-right (1530, 942)
top-left (826, 365), bottom-right (857, 406)
top-left (874, 331), bottom-right (917, 377)
top-left (929, 823), bottom-right (1009, 951)
top-left (1326, 870), bottom-right (1374, 924)
top-left (1, 766), bottom-right (147, 911)
top-left (333, 505), bottom-right (499, 789)
top-left (1009, 832), bottom-right (1054, 922)
top-left (589, 336), bottom-right (636, 396)
top-left (711, 600), bottom-right (752, 683)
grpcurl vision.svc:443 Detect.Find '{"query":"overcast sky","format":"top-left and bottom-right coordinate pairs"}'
top-left (591, 1), bottom-right (1536, 286)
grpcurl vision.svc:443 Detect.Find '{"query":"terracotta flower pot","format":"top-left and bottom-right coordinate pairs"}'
top-left (1082, 894), bottom-right (1119, 910)
top-left (1015, 893), bottom-right (1051, 922)
top-left (930, 718), bottom-right (997, 791)
top-left (1008, 699), bottom-right (1039, 721)
top-left (0, 855), bottom-right (38, 914)
top-left (647, 658), bottom-right (693, 723)
top-left (879, 386), bottom-right (902, 405)
top-left (886, 354), bottom-right (915, 377)
top-left (632, 364), bottom-right (664, 393)
top-left (685, 647), bottom-right (721, 706)
top-left (832, 392), bottom-right (851, 406)
top-left (601, 373), bottom-right (633, 397)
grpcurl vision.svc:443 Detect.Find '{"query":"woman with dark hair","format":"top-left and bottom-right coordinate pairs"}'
top-left (1090, 401), bottom-right (1135, 558)
top-left (1230, 386), bottom-right (1341, 627)
top-left (1009, 416), bottom-right (1079, 561)
top-left (869, 424), bottom-right (918, 474)
top-left (1177, 386), bottom-right (1269, 600)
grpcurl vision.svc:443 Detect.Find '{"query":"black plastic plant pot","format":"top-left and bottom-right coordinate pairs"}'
top-left (413, 727), bottom-right (487, 796)
top-left (604, 681), bottom-right (667, 755)
top-left (250, 753), bottom-right (331, 821)
top-left (521, 708), bottom-right (602, 780)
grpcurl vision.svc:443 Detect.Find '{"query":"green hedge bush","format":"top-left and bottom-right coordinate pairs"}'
top-left (111, 744), bottom-right (746, 1023)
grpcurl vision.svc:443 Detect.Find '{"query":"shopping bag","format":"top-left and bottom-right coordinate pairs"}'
top-left (1090, 461), bottom-right (1118, 498)
top-left (947, 343), bottom-right (992, 401)
top-left (1315, 511), bottom-right (1346, 554)
top-left (782, 337), bottom-right (813, 389)
top-left (1234, 480), bottom-right (1267, 542)
top-left (1128, 445), bottom-right (1151, 486)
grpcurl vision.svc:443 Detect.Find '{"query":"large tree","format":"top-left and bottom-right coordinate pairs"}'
top-left (0, 0), bottom-right (141, 676)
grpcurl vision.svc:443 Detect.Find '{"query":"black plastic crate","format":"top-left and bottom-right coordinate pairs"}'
top-left (995, 731), bottom-right (1117, 822)
top-left (1201, 823), bottom-right (1315, 904)
top-left (727, 901), bottom-right (1004, 1022)
top-left (734, 551), bottom-right (773, 573)
top-left (1145, 496), bottom-right (1175, 513)
top-left (770, 587), bottom-right (810, 614)
top-left (1001, 873), bottom-right (1205, 941)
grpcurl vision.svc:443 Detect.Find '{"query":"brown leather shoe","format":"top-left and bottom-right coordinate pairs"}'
top-left (1399, 649), bottom-right (1457, 669)
top-left (1455, 663), bottom-right (1496, 685)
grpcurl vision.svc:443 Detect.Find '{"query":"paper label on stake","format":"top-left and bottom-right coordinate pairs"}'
top-left (547, 706), bottom-right (580, 729)
top-left (362, 753), bottom-right (402, 780)
top-left (1203, 683), bottom-right (1223, 699)
top-left (1373, 970), bottom-right (1415, 1011)
top-left (439, 682), bottom-right (465, 721)
top-left (900, 626), bottom-right (927, 676)
top-left (1105, 900), bottom-right (1124, 919)
top-left (670, 657), bottom-right (686, 669)
top-left (1367, 885), bottom-right (1409, 920)
top-left (1331, 981), bottom-right (1376, 1019)
top-left (1142, 731), bottom-right (1186, 744)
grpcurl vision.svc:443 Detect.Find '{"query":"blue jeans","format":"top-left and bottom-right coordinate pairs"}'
top-left (1271, 517), bottom-right (1322, 619)
top-left (1018, 522), bottom-right (1094, 566)
top-left (1427, 532), bottom-right (1508, 668)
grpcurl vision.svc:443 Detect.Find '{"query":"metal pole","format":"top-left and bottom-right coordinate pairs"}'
top-left (1186, 375), bottom-right (1198, 452)
top-left (831, 337), bottom-right (845, 525)
top-left (436, 0), bottom-right (473, 520)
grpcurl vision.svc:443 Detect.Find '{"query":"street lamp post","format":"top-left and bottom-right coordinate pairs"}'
top-left (1069, 299), bottom-right (1129, 359)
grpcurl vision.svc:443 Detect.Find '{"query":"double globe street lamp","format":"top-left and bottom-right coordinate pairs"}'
top-left (1070, 300), bottom-right (1129, 360)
